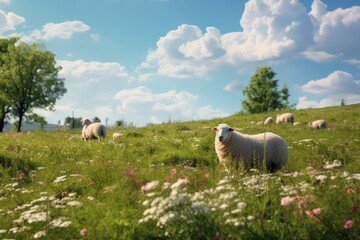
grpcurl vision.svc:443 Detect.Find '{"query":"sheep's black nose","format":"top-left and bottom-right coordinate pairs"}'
top-left (219, 136), bottom-right (224, 142)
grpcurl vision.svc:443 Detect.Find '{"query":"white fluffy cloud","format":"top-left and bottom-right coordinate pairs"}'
top-left (222, 0), bottom-right (313, 63)
top-left (114, 86), bottom-right (198, 116)
top-left (301, 71), bottom-right (360, 95)
top-left (310, 0), bottom-right (360, 58)
top-left (25, 21), bottom-right (90, 41)
top-left (141, 0), bottom-right (314, 78)
top-left (0, 9), bottom-right (25, 34)
top-left (114, 86), bottom-right (229, 124)
top-left (302, 51), bottom-right (337, 62)
top-left (142, 24), bottom-right (225, 78)
top-left (297, 71), bottom-right (360, 109)
top-left (140, 0), bottom-right (360, 78)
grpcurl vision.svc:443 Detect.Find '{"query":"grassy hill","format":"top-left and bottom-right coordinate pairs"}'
top-left (0, 104), bottom-right (359, 239)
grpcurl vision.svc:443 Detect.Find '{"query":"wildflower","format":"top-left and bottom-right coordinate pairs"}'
top-left (167, 175), bottom-right (173, 182)
top-left (346, 187), bottom-right (355, 194)
top-left (350, 206), bottom-right (357, 213)
top-left (305, 208), bottom-right (321, 217)
top-left (80, 228), bottom-right (88, 236)
top-left (281, 196), bottom-right (297, 206)
top-left (51, 217), bottom-right (72, 228)
top-left (67, 201), bottom-right (83, 207)
top-left (344, 220), bottom-right (353, 229)
top-left (19, 172), bottom-right (25, 179)
top-left (33, 230), bottom-right (46, 239)
top-left (53, 175), bottom-right (67, 183)
top-left (171, 168), bottom-right (177, 175)
top-left (204, 173), bottom-right (210, 178)
top-left (315, 175), bottom-right (327, 182)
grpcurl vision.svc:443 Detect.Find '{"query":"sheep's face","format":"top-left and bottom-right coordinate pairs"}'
top-left (212, 124), bottom-right (234, 143)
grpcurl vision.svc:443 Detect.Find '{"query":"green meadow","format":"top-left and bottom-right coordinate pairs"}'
top-left (0, 104), bottom-right (359, 239)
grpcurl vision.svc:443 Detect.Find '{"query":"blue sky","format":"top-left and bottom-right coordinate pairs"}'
top-left (1, 0), bottom-right (360, 126)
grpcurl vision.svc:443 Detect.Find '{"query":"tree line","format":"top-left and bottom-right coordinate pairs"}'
top-left (0, 37), bottom-right (66, 132)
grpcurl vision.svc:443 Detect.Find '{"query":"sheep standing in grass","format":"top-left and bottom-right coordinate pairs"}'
top-left (309, 119), bottom-right (327, 129)
top-left (81, 119), bottom-right (106, 142)
top-left (276, 113), bottom-right (294, 124)
top-left (264, 117), bottom-right (274, 125)
top-left (112, 132), bottom-right (122, 140)
top-left (213, 123), bottom-right (288, 172)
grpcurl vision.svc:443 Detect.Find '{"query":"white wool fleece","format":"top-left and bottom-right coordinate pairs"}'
top-left (213, 124), bottom-right (288, 172)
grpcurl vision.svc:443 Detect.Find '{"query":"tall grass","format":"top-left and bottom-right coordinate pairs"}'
top-left (0, 104), bottom-right (359, 239)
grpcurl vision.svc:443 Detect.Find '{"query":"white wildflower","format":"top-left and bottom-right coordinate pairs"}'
top-left (217, 178), bottom-right (231, 186)
top-left (87, 196), bottom-right (94, 201)
top-left (0, 229), bottom-right (7, 234)
top-left (315, 175), bottom-right (327, 182)
top-left (323, 160), bottom-right (342, 169)
top-left (219, 191), bottom-right (237, 200)
top-left (67, 201), bottom-right (83, 207)
top-left (171, 178), bottom-right (188, 189)
top-left (237, 202), bottom-right (247, 210)
top-left (219, 204), bottom-right (228, 209)
top-left (28, 212), bottom-right (48, 223)
top-left (51, 217), bottom-right (72, 228)
top-left (33, 230), bottom-right (46, 238)
top-left (8, 227), bottom-right (19, 233)
top-left (247, 215), bottom-right (255, 221)
top-left (144, 180), bottom-right (159, 191)
top-left (68, 192), bottom-right (77, 198)
top-left (53, 175), bottom-right (67, 183)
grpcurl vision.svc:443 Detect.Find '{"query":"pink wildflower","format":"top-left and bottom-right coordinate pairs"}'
top-left (344, 220), bottom-right (353, 229)
top-left (141, 185), bottom-right (147, 194)
top-left (171, 168), bottom-right (177, 175)
top-left (346, 187), bottom-right (355, 194)
top-left (167, 175), bottom-right (173, 182)
top-left (281, 196), bottom-right (296, 206)
top-left (204, 172), bottom-right (210, 178)
top-left (297, 199), bottom-right (306, 210)
top-left (80, 228), bottom-right (88, 236)
top-left (305, 208), bottom-right (321, 217)
top-left (19, 172), bottom-right (25, 179)
top-left (350, 206), bottom-right (357, 213)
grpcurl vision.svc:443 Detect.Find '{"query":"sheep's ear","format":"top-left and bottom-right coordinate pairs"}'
top-left (229, 128), bottom-right (234, 132)
top-left (212, 127), bottom-right (218, 131)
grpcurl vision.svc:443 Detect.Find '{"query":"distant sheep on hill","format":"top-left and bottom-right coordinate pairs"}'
top-left (81, 119), bottom-right (106, 142)
top-left (309, 119), bottom-right (327, 129)
top-left (112, 132), bottom-right (122, 140)
top-left (213, 123), bottom-right (288, 172)
top-left (264, 117), bottom-right (274, 125)
top-left (276, 113), bottom-right (294, 124)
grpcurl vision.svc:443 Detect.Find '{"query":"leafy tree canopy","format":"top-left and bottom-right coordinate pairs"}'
top-left (242, 66), bottom-right (292, 114)
top-left (0, 39), bottom-right (67, 132)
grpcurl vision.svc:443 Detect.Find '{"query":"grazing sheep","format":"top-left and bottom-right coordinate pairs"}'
top-left (264, 117), bottom-right (274, 125)
top-left (213, 123), bottom-right (288, 172)
top-left (309, 119), bottom-right (327, 129)
top-left (81, 118), bottom-right (106, 142)
top-left (276, 113), bottom-right (294, 124)
top-left (112, 132), bottom-right (122, 140)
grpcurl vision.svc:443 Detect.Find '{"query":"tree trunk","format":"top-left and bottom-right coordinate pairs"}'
top-left (0, 107), bottom-right (10, 132)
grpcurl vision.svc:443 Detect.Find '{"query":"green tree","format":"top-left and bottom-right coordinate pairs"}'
top-left (242, 66), bottom-right (291, 113)
top-left (92, 116), bottom-right (101, 123)
top-left (0, 41), bottom-right (67, 132)
top-left (0, 37), bottom-right (19, 132)
top-left (64, 116), bottom-right (82, 129)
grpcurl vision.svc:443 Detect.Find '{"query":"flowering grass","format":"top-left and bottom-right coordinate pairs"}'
top-left (0, 104), bottom-right (359, 239)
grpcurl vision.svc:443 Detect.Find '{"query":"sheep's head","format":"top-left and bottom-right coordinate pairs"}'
top-left (81, 118), bottom-right (92, 126)
top-left (212, 124), bottom-right (234, 143)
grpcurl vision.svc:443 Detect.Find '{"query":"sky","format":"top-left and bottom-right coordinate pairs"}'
top-left (0, 0), bottom-right (360, 126)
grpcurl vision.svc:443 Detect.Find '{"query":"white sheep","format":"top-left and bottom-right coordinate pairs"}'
top-left (112, 132), bottom-right (122, 140)
top-left (213, 123), bottom-right (288, 172)
top-left (309, 119), bottom-right (327, 129)
top-left (81, 118), bottom-right (106, 142)
top-left (276, 113), bottom-right (294, 124)
top-left (264, 117), bottom-right (274, 125)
